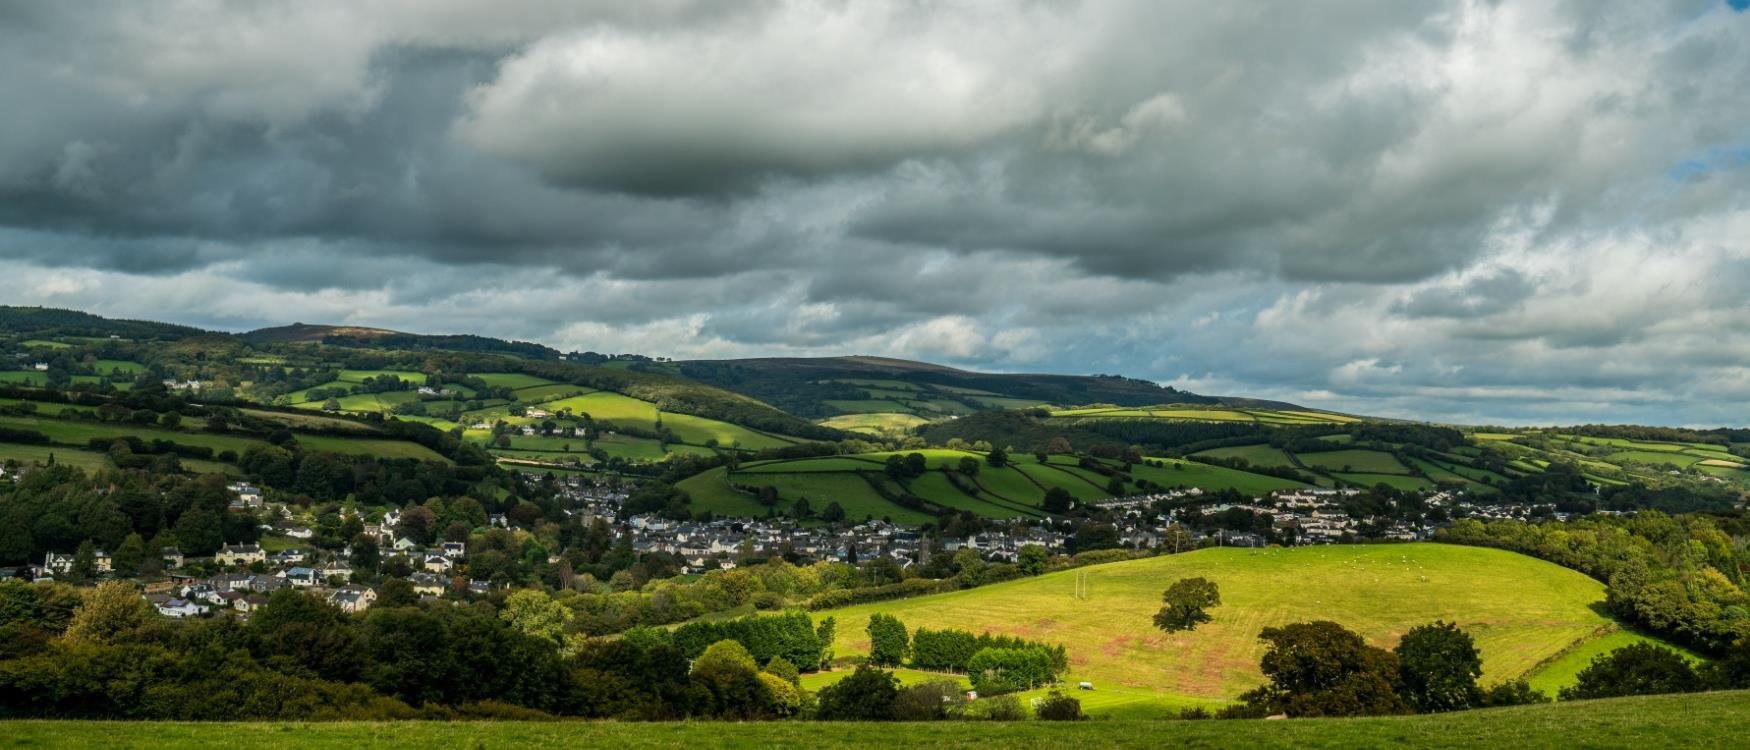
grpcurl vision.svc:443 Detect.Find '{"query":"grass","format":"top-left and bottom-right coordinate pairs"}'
top-left (816, 544), bottom-right (1616, 714)
top-left (0, 414), bottom-right (265, 453)
top-left (1524, 628), bottom-right (1703, 697)
top-left (0, 442), bottom-right (113, 471)
top-left (5, 691), bottom-right (1750, 748)
top-left (1191, 444), bottom-right (1298, 470)
top-left (336, 369), bottom-right (426, 384)
top-left (470, 372), bottom-right (562, 389)
top-left (1333, 473), bottom-right (1433, 491)
top-left (1604, 450), bottom-right (1704, 468)
top-left (93, 359), bottom-right (145, 375)
top-left (296, 435), bottom-right (450, 463)
top-left (818, 412), bottom-right (932, 435)
top-left (1298, 449), bottom-right (1410, 475)
top-left (510, 384), bottom-right (591, 402)
top-left (1132, 457), bottom-right (1309, 495)
top-left (825, 399), bottom-right (914, 414)
top-left (0, 371), bottom-right (48, 386)
top-left (239, 409), bottom-right (379, 434)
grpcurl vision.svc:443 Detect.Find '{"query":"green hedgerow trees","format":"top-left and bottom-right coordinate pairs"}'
top-left (866, 613), bottom-right (908, 666)
top-left (1153, 577), bottom-right (1220, 632)
top-left (965, 647), bottom-right (1054, 694)
top-left (1394, 621), bottom-right (1483, 712)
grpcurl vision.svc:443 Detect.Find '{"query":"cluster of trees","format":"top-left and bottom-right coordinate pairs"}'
top-left (0, 465), bottom-right (258, 563)
top-left (1225, 620), bottom-right (1544, 718)
top-left (1437, 513), bottom-right (1750, 653)
top-left (864, 614), bottom-right (1067, 694)
top-left (0, 583), bottom-right (581, 719)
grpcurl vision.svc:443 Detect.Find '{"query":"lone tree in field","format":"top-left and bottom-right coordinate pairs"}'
top-left (1153, 577), bottom-right (1221, 632)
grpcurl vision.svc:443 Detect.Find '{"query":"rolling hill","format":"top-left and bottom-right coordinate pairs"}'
top-left (812, 543), bottom-right (1659, 716)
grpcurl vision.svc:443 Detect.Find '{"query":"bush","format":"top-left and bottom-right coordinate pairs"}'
top-left (892, 680), bottom-right (963, 721)
top-left (1481, 678), bottom-right (1548, 706)
top-left (969, 694), bottom-right (1026, 721)
top-left (1034, 690), bottom-right (1084, 721)
top-left (814, 666), bottom-right (899, 721)
top-left (763, 656), bottom-right (800, 686)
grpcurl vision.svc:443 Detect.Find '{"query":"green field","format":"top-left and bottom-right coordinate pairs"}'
top-left (686, 449), bottom-right (1311, 521)
top-left (470, 372), bottom-right (561, 389)
top-left (1133, 457), bottom-right (1309, 495)
top-left (6, 691), bottom-right (1750, 748)
top-left (679, 467), bottom-right (937, 525)
top-left (296, 435), bottom-right (450, 462)
top-left (1192, 444), bottom-right (1298, 470)
top-left (1298, 449), bottom-right (1409, 475)
top-left (336, 369), bottom-right (425, 383)
top-left (816, 544), bottom-right (1618, 714)
top-left (1524, 628), bottom-right (1702, 698)
top-left (0, 442), bottom-right (113, 471)
top-left (92, 359), bottom-right (145, 375)
top-left (1333, 472), bottom-right (1433, 491)
top-left (818, 412), bottom-right (932, 434)
top-left (0, 371), bottom-right (48, 386)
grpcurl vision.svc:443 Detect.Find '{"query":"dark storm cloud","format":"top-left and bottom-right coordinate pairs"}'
top-left (0, 0), bottom-right (1747, 425)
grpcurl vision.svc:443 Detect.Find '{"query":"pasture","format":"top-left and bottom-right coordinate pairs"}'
top-left (816, 544), bottom-right (1617, 714)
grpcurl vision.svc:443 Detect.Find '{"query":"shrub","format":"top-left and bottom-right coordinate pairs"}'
top-left (1481, 678), bottom-right (1548, 706)
top-left (892, 680), bottom-right (963, 721)
top-left (970, 694), bottom-right (1026, 721)
top-left (763, 656), bottom-right (799, 687)
top-left (814, 666), bottom-right (899, 721)
top-left (1034, 690), bottom-right (1085, 721)
top-left (757, 672), bottom-right (800, 717)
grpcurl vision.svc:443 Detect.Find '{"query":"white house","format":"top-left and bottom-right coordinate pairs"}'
top-left (157, 599), bottom-right (206, 618)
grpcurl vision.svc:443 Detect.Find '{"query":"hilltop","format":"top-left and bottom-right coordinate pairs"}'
top-left (3, 306), bottom-right (1748, 517)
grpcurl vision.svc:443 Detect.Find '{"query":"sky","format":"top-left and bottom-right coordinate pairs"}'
top-left (1, 1), bottom-right (1747, 428)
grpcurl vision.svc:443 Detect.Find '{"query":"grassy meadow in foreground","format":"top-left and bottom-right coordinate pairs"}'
top-left (4, 691), bottom-right (1748, 749)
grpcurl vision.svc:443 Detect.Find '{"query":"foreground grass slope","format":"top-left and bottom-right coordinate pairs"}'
top-left (5, 691), bottom-right (1748, 749)
top-left (817, 544), bottom-right (1614, 711)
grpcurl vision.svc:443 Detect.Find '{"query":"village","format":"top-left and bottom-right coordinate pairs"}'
top-left (3, 467), bottom-right (1600, 620)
